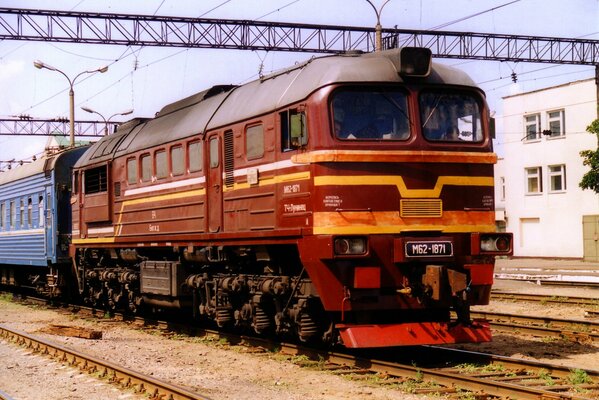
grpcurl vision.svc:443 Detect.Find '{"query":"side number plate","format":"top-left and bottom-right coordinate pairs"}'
top-left (405, 241), bottom-right (453, 257)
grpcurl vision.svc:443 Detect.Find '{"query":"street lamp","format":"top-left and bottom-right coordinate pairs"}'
top-left (81, 106), bottom-right (134, 136)
top-left (33, 60), bottom-right (108, 147)
top-left (365, 0), bottom-right (392, 52)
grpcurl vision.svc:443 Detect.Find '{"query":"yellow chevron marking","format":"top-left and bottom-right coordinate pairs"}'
top-left (314, 175), bottom-right (493, 198)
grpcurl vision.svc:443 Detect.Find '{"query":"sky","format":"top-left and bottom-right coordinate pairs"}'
top-left (0, 0), bottom-right (597, 163)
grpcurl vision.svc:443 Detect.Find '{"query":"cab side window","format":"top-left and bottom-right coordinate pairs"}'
top-left (280, 110), bottom-right (307, 151)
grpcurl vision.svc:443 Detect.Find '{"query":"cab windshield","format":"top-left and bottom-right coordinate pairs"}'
top-left (420, 91), bottom-right (483, 142)
top-left (331, 89), bottom-right (410, 140)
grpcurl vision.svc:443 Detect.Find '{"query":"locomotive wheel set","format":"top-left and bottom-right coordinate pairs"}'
top-left (0, 48), bottom-right (512, 348)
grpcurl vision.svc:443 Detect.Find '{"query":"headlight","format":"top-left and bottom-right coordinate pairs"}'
top-left (474, 233), bottom-right (513, 255)
top-left (334, 237), bottom-right (367, 255)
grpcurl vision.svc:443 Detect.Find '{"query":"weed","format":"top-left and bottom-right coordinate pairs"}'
top-left (568, 369), bottom-right (592, 386)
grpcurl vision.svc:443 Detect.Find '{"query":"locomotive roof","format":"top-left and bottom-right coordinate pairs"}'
top-left (75, 48), bottom-right (479, 168)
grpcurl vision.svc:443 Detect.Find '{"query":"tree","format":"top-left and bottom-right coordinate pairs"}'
top-left (579, 119), bottom-right (599, 193)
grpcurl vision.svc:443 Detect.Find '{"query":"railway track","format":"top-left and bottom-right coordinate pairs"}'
top-left (491, 291), bottom-right (599, 307)
top-left (0, 323), bottom-right (213, 400)
top-left (472, 310), bottom-right (599, 343)
top-left (3, 292), bottom-right (599, 399)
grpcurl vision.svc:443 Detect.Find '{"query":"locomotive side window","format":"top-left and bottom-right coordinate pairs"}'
top-left (209, 138), bottom-right (219, 168)
top-left (331, 89), bottom-right (410, 140)
top-left (171, 146), bottom-right (184, 176)
top-left (141, 154), bottom-right (151, 182)
top-left (246, 124), bottom-right (264, 160)
top-left (155, 149), bottom-right (167, 180)
top-left (84, 165), bottom-right (108, 194)
top-left (420, 91), bottom-right (483, 142)
top-left (188, 141), bottom-right (202, 172)
top-left (280, 110), bottom-right (307, 151)
top-left (127, 158), bottom-right (137, 184)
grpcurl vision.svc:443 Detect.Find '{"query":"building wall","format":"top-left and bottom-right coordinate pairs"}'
top-left (497, 79), bottom-right (599, 258)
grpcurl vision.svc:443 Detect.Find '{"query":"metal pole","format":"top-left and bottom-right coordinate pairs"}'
top-left (69, 86), bottom-right (75, 147)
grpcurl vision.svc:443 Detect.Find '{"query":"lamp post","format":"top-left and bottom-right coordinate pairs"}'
top-left (365, 0), bottom-right (392, 52)
top-left (81, 107), bottom-right (134, 136)
top-left (33, 60), bottom-right (108, 147)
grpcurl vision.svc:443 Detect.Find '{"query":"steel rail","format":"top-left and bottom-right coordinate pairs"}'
top-left (491, 291), bottom-right (599, 307)
top-left (472, 311), bottom-right (599, 342)
top-left (0, 324), bottom-right (213, 400)
top-left (0, 389), bottom-right (14, 400)
top-left (280, 344), bottom-right (598, 400)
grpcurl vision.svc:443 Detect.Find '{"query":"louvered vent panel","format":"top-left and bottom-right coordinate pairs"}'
top-left (400, 199), bottom-right (442, 218)
top-left (224, 131), bottom-right (234, 188)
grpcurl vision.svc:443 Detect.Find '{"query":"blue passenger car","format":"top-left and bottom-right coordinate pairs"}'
top-left (0, 147), bottom-right (87, 293)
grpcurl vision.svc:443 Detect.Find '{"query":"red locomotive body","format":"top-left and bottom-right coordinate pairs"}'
top-left (70, 48), bottom-right (512, 347)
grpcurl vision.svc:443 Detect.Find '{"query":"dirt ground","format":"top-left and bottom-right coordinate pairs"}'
top-left (1, 279), bottom-right (598, 400)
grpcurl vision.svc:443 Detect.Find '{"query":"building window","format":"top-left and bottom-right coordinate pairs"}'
top-left (525, 167), bottom-right (542, 194)
top-left (0, 202), bottom-right (4, 229)
top-left (141, 154), bottom-right (152, 182)
top-left (500, 177), bottom-right (506, 201)
top-left (171, 146), bottom-right (184, 176)
top-left (246, 124), bottom-right (264, 160)
top-left (189, 141), bottom-right (202, 173)
top-left (548, 164), bottom-right (566, 192)
top-left (524, 114), bottom-right (541, 141)
top-left (155, 149), bottom-right (167, 179)
top-left (547, 109), bottom-right (565, 137)
top-left (127, 157), bottom-right (137, 184)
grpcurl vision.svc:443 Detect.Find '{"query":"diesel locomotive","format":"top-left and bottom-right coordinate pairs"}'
top-left (2, 47), bottom-right (512, 348)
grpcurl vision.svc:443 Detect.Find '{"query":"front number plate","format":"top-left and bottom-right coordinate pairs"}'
top-left (405, 241), bottom-right (453, 257)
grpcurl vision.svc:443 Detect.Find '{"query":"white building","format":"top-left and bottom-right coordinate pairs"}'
top-left (496, 78), bottom-right (599, 260)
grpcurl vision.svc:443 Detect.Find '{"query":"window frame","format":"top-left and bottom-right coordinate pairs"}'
top-left (547, 109), bottom-right (565, 138)
top-left (523, 113), bottom-right (541, 141)
top-left (525, 166), bottom-right (543, 195)
top-left (548, 164), bottom-right (566, 193)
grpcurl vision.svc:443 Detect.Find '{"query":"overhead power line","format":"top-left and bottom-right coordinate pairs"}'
top-left (0, 8), bottom-right (597, 64)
